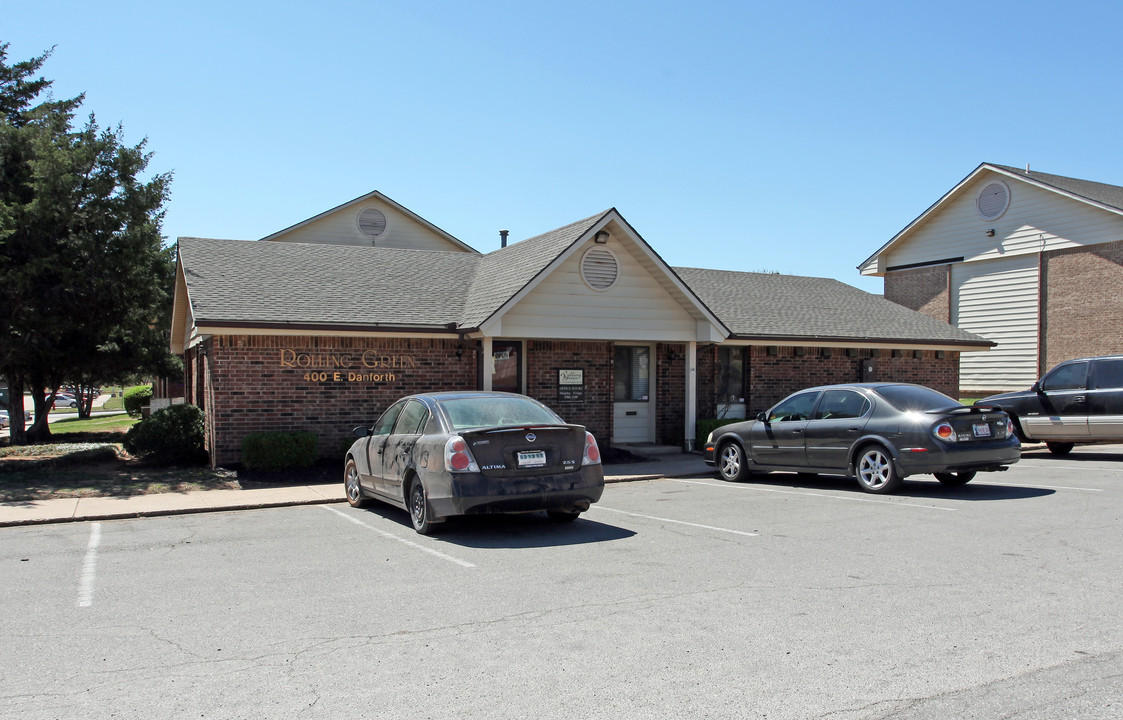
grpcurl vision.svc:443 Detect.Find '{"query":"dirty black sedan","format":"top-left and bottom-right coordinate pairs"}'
top-left (345, 391), bottom-right (604, 533)
top-left (703, 383), bottom-right (1020, 494)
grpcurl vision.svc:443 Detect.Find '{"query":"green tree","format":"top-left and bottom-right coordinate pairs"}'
top-left (0, 41), bottom-right (173, 443)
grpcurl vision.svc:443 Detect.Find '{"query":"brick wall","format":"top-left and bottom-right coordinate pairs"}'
top-left (656, 343), bottom-right (686, 445)
top-left (189, 334), bottom-right (962, 466)
top-left (526, 340), bottom-right (612, 443)
top-left (697, 346), bottom-right (717, 419)
top-left (693, 344), bottom-right (959, 417)
top-left (884, 265), bottom-right (950, 322)
top-left (748, 346), bottom-right (959, 411)
top-left (203, 336), bottom-right (477, 466)
top-left (1043, 241), bottom-right (1123, 370)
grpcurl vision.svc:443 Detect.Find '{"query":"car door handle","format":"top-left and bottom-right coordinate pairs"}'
top-left (1074, 396), bottom-right (1086, 403)
top-left (848, 426), bottom-right (860, 431)
top-left (792, 429), bottom-right (804, 434)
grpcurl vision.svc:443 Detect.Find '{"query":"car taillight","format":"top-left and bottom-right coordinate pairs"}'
top-left (444, 436), bottom-right (479, 472)
top-left (583, 432), bottom-right (601, 466)
top-left (933, 422), bottom-right (956, 443)
top-left (1006, 418), bottom-right (1016, 439)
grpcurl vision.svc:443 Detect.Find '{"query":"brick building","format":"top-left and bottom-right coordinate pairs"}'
top-left (170, 193), bottom-right (991, 466)
top-left (860, 163), bottom-right (1123, 395)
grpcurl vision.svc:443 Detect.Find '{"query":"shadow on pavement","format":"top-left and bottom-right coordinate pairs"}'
top-left (717, 471), bottom-right (1056, 501)
top-left (1019, 447), bottom-right (1122, 462)
top-left (352, 503), bottom-right (636, 549)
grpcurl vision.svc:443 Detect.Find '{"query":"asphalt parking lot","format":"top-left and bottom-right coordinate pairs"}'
top-left (2, 445), bottom-right (1121, 719)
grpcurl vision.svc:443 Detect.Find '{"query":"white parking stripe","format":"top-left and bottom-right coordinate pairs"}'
top-left (77, 523), bottom-right (102, 608)
top-left (672, 479), bottom-right (958, 511)
top-left (591, 506), bottom-right (759, 536)
top-left (320, 505), bottom-right (475, 568)
top-left (1015, 462), bottom-right (1120, 475)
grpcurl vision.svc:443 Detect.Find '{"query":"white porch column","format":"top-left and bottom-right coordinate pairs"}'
top-left (685, 341), bottom-right (697, 451)
top-left (481, 337), bottom-right (493, 391)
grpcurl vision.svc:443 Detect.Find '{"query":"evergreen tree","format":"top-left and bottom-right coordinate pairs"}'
top-left (0, 41), bottom-right (173, 442)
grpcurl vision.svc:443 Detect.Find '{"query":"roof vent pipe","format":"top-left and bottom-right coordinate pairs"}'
top-left (500, 229), bottom-right (509, 248)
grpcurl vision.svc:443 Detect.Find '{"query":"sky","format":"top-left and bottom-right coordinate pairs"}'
top-left (5, 0), bottom-right (1122, 294)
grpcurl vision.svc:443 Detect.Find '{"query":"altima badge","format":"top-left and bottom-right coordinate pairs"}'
top-left (526, 433), bottom-right (536, 442)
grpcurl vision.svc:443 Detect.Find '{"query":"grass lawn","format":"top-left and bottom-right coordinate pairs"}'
top-left (50, 413), bottom-right (138, 434)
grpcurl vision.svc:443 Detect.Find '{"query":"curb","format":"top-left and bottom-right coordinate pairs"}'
top-left (0, 465), bottom-right (712, 528)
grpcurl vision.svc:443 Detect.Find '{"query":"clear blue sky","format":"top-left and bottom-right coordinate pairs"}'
top-left (5, 1), bottom-right (1121, 293)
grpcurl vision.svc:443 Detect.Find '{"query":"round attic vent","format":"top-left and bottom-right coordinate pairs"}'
top-left (357, 208), bottom-right (388, 238)
top-left (581, 247), bottom-right (619, 291)
top-left (976, 181), bottom-right (1010, 220)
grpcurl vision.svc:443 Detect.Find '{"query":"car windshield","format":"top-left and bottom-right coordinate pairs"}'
top-left (438, 396), bottom-right (563, 431)
top-left (873, 384), bottom-right (961, 412)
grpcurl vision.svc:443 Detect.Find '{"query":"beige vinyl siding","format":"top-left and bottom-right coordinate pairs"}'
top-left (497, 240), bottom-right (699, 341)
top-left (865, 173), bottom-right (1123, 274)
top-left (952, 256), bottom-right (1040, 390)
top-left (269, 202), bottom-right (466, 251)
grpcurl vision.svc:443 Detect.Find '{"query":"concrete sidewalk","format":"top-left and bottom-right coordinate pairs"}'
top-left (0, 453), bottom-right (713, 527)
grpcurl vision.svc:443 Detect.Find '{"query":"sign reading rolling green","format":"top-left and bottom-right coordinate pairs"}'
top-left (280, 349), bottom-right (415, 383)
top-left (558, 368), bottom-right (585, 403)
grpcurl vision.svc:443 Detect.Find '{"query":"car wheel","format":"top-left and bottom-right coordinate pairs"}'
top-left (409, 479), bottom-right (434, 535)
top-left (855, 445), bottom-right (902, 494)
top-left (1046, 442), bottom-right (1074, 456)
top-left (934, 471), bottom-right (976, 486)
top-left (69, 401), bottom-right (77, 408)
top-left (547, 509), bottom-right (581, 523)
top-left (717, 441), bottom-right (748, 482)
top-left (344, 459), bottom-right (369, 508)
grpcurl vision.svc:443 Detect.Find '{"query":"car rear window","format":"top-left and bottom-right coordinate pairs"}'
top-left (1092, 359), bottom-right (1123, 390)
top-left (439, 396), bottom-right (563, 431)
top-left (872, 385), bottom-right (960, 412)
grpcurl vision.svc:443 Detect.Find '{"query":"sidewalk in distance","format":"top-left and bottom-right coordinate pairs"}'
top-left (0, 454), bottom-right (712, 527)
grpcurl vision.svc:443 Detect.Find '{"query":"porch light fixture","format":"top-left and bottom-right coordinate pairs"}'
top-left (986, 228), bottom-right (995, 237)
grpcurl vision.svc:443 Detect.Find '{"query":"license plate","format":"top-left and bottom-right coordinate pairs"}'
top-left (517, 450), bottom-right (547, 467)
top-left (972, 422), bottom-right (991, 438)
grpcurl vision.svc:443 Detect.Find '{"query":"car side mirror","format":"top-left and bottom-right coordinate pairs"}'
top-left (756, 411), bottom-right (768, 423)
top-left (1032, 382), bottom-right (1042, 393)
top-left (353, 426), bottom-right (371, 438)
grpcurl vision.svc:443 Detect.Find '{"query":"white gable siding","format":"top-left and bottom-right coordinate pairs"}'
top-left (952, 256), bottom-right (1040, 390)
top-left (871, 174), bottom-right (1123, 273)
top-left (269, 201), bottom-right (467, 251)
top-left (497, 240), bottom-right (699, 341)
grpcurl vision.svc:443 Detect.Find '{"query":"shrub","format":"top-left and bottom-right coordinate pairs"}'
top-left (696, 418), bottom-right (747, 451)
top-left (242, 431), bottom-right (318, 471)
top-left (122, 385), bottom-right (153, 418)
top-left (123, 404), bottom-right (207, 465)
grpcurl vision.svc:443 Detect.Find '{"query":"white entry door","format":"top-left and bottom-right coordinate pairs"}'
top-left (613, 344), bottom-right (655, 443)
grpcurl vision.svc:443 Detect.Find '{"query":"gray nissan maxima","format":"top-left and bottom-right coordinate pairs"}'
top-left (344, 391), bottom-right (604, 533)
top-left (703, 383), bottom-right (1020, 494)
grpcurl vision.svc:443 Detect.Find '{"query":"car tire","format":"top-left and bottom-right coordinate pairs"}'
top-left (409, 479), bottom-right (435, 535)
top-left (717, 441), bottom-right (748, 482)
top-left (547, 509), bottom-right (581, 523)
top-left (934, 471), bottom-right (976, 486)
top-left (69, 401), bottom-right (77, 408)
top-left (855, 445), bottom-right (903, 494)
top-left (344, 459), bottom-right (369, 508)
top-left (1046, 442), bottom-right (1075, 456)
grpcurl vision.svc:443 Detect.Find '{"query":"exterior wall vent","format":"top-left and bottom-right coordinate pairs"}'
top-left (580, 247), bottom-right (619, 291)
top-left (976, 181), bottom-right (1010, 220)
top-left (357, 208), bottom-right (388, 238)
